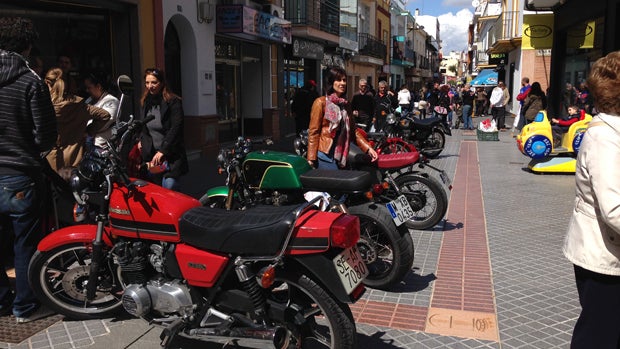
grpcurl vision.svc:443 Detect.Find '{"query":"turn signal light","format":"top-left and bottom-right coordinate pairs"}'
top-left (364, 191), bottom-right (373, 200)
top-left (257, 265), bottom-right (276, 288)
top-left (330, 214), bottom-right (360, 248)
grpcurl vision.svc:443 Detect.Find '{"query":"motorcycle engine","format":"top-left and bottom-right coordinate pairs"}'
top-left (122, 279), bottom-right (194, 317)
top-left (114, 241), bottom-right (196, 318)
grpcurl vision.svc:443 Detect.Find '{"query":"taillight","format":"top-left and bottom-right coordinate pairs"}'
top-left (372, 183), bottom-right (384, 195)
top-left (330, 214), bottom-right (360, 248)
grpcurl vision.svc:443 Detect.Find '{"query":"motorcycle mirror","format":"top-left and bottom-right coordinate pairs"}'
top-left (117, 75), bottom-right (133, 95)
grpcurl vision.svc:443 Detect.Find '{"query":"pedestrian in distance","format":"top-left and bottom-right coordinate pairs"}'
top-left (563, 50), bottom-right (620, 348)
top-left (474, 86), bottom-right (488, 117)
top-left (306, 66), bottom-right (377, 170)
top-left (397, 84), bottom-right (411, 117)
top-left (460, 83), bottom-right (475, 130)
top-left (291, 79), bottom-right (319, 134)
top-left (433, 84), bottom-right (451, 129)
top-left (0, 16), bottom-right (58, 323)
top-left (513, 77), bottom-right (531, 134)
top-left (138, 68), bottom-right (189, 191)
top-left (518, 81), bottom-right (546, 132)
top-left (489, 81), bottom-right (510, 131)
top-left (84, 69), bottom-right (119, 149)
top-left (372, 80), bottom-right (398, 132)
top-left (351, 78), bottom-right (375, 130)
top-left (44, 67), bottom-right (111, 173)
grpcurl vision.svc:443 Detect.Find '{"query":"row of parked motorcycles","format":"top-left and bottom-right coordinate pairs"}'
top-left (28, 76), bottom-right (452, 349)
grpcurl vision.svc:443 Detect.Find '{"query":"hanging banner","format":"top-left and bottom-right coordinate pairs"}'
top-left (522, 14), bottom-right (554, 50)
top-left (216, 5), bottom-right (292, 44)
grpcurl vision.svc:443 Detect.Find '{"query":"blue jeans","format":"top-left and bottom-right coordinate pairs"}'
top-left (162, 176), bottom-right (180, 191)
top-left (317, 152), bottom-right (338, 170)
top-left (0, 174), bottom-right (44, 317)
top-left (462, 105), bottom-right (473, 129)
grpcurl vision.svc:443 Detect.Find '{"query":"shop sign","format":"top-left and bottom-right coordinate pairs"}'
top-left (522, 14), bottom-right (554, 49)
top-left (216, 5), bottom-right (292, 44)
top-left (489, 53), bottom-right (506, 65)
top-left (293, 38), bottom-right (324, 60)
top-left (322, 53), bottom-right (345, 69)
top-left (567, 20), bottom-right (595, 49)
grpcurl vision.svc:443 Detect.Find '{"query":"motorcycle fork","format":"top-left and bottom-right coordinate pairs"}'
top-left (86, 217), bottom-right (106, 300)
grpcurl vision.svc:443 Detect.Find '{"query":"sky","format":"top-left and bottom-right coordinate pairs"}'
top-left (405, 0), bottom-right (474, 54)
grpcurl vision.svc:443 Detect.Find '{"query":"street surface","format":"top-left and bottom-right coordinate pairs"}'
top-left (0, 117), bottom-right (580, 348)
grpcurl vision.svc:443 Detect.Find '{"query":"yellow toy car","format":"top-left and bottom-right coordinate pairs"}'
top-left (516, 110), bottom-right (592, 173)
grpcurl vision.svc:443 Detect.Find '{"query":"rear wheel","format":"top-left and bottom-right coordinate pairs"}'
top-left (28, 243), bottom-right (123, 320)
top-left (393, 174), bottom-right (448, 230)
top-left (420, 129), bottom-right (445, 158)
top-left (269, 271), bottom-right (357, 348)
top-left (347, 203), bottom-right (414, 290)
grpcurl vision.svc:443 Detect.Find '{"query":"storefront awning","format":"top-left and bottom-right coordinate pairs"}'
top-left (470, 69), bottom-right (498, 86)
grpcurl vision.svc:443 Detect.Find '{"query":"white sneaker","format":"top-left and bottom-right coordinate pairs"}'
top-left (16, 305), bottom-right (54, 323)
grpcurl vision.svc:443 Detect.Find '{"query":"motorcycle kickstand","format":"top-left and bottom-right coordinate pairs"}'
top-left (159, 317), bottom-right (185, 348)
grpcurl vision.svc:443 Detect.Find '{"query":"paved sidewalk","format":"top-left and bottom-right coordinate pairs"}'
top-left (0, 119), bottom-right (581, 348)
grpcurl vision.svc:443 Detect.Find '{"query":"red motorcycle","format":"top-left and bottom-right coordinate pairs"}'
top-left (28, 76), bottom-right (365, 349)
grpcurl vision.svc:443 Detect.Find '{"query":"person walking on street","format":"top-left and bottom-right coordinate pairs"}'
top-left (397, 84), bottom-right (411, 116)
top-left (351, 78), bottom-right (375, 130)
top-left (518, 82), bottom-right (546, 131)
top-left (0, 16), bottom-right (58, 323)
top-left (372, 80), bottom-right (398, 132)
top-left (306, 67), bottom-right (377, 169)
top-left (292, 80), bottom-right (319, 134)
top-left (138, 68), bottom-right (189, 191)
top-left (489, 81), bottom-right (510, 131)
top-left (460, 84), bottom-right (475, 130)
top-left (563, 51), bottom-right (620, 348)
top-left (513, 77), bottom-right (531, 134)
top-left (474, 86), bottom-right (488, 117)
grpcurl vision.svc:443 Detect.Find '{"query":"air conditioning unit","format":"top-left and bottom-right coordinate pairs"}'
top-left (264, 4), bottom-right (284, 18)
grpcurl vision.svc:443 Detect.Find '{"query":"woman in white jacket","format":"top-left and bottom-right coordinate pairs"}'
top-left (84, 70), bottom-right (119, 149)
top-left (563, 51), bottom-right (620, 348)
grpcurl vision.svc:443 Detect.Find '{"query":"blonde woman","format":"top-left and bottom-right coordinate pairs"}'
top-left (44, 67), bottom-right (110, 172)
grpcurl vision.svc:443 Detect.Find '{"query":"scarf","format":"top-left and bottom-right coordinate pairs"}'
top-left (324, 93), bottom-right (350, 167)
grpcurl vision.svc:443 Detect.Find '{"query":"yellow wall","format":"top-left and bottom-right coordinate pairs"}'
top-left (139, 0), bottom-right (157, 70)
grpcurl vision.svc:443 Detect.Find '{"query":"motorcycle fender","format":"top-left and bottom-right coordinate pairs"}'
top-left (438, 124), bottom-right (451, 136)
top-left (206, 185), bottom-right (229, 198)
top-left (38, 225), bottom-right (113, 252)
top-left (293, 253), bottom-right (365, 304)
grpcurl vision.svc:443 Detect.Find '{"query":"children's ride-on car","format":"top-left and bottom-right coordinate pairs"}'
top-left (516, 110), bottom-right (592, 173)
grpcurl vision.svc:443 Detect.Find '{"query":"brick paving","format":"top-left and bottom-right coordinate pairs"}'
top-left (0, 117), bottom-right (583, 348)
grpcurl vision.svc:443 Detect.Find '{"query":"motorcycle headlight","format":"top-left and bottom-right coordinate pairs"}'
top-left (293, 138), bottom-right (302, 155)
top-left (386, 113), bottom-right (397, 125)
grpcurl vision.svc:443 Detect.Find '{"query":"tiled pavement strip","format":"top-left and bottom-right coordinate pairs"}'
top-left (1, 117), bottom-right (582, 348)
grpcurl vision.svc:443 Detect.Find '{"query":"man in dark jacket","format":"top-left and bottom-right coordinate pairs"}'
top-left (373, 80), bottom-right (398, 132)
top-left (0, 17), bottom-right (57, 323)
top-left (351, 78), bottom-right (375, 130)
top-left (292, 80), bottom-right (319, 133)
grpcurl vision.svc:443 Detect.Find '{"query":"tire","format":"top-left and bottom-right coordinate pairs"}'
top-left (347, 203), bottom-right (414, 290)
top-left (28, 243), bottom-right (123, 320)
top-left (393, 173), bottom-right (448, 230)
top-left (420, 129), bottom-right (445, 158)
top-left (269, 271), bottom-right (357, 349)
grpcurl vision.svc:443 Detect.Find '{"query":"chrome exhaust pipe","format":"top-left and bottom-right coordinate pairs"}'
top-left (188, 326), bottom-right (290, 349)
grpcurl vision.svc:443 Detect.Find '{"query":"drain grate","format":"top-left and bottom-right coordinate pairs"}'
top-left (0, 313), bottom-right (64, 344)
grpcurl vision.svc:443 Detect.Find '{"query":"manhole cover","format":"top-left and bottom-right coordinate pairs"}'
top-left (0, 313), bottom-right (64, 344)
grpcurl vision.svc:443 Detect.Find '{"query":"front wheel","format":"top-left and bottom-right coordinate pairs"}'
top-left (347, 203), bottom-right (414, 290)
top-left (393, 174), bottom-right (448, 230)
top-left (269, 271), bottom-right (357, 348)
top-left (419, 129), bottom-right (445, 158)
top-left (28, 243), bottom-right (123, 320)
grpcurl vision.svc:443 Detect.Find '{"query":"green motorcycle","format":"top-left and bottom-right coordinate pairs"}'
top-left (201, 137), bottom-right (414, 290)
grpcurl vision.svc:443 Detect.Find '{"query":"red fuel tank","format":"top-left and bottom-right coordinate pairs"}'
top-left (108, 181), bottom-right (200, 242)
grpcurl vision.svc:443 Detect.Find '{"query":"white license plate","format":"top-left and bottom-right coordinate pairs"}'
top-left (386, 195), bottom-right (415, 226)
top-left (333, 246), bottom-right (369, 294)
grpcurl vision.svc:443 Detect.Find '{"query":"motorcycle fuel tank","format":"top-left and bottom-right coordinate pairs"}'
top-left (109, 182), bottom-right (201, 242)
top-left (243, 151), bottom-right (312, 189)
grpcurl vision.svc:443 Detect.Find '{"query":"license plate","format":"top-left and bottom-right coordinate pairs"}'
top-left (386, 195), bottom-right (415, 226)
top-left (333, 246), bottom-right (369, 294)
top-left (439, 171), bottom-right (451, 186)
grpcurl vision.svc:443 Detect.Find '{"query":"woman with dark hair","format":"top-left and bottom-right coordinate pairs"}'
top-left (306, 67), bottom-right (377, 169)
top-left (433, 84), bottom-right (451, 128)
top-left (137, 68), bottom-right (188, 190)
top-left (563, 51), bottom-right (620, 348)
top-left (517, 81), bottom-right (546, 131)
top-left (84, 70), bottom-right (119, 148)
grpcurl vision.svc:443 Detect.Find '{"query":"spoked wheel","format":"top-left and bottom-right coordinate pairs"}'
top-left (269, 272), bottom-right (357, 349)
top-left (348, 203), bottom-right (414, 290)
top-left (393, 174), bottom-right (448, 230)
top-left (29, 243), bottom-right (123, 320)
top-left (420, 129), bottom-right (445, 158)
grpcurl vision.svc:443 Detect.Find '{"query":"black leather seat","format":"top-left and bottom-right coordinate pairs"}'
top-left (179, 205), bottom-right (298, 255)
top-left (299, 169), bottom-right (373, 192)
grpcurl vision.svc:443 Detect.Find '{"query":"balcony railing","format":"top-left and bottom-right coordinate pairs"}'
top-left (359, 33), bottom-right (386, 59)
top-left (490, 11), bottom-right (520, 43)
top-left (285, 0), bottom-right (340, 36)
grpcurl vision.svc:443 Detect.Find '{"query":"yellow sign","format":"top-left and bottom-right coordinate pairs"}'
top-left (522, 14), bottom-right (554, 49)
top-left (567, 20), bottom-right (595, 49)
